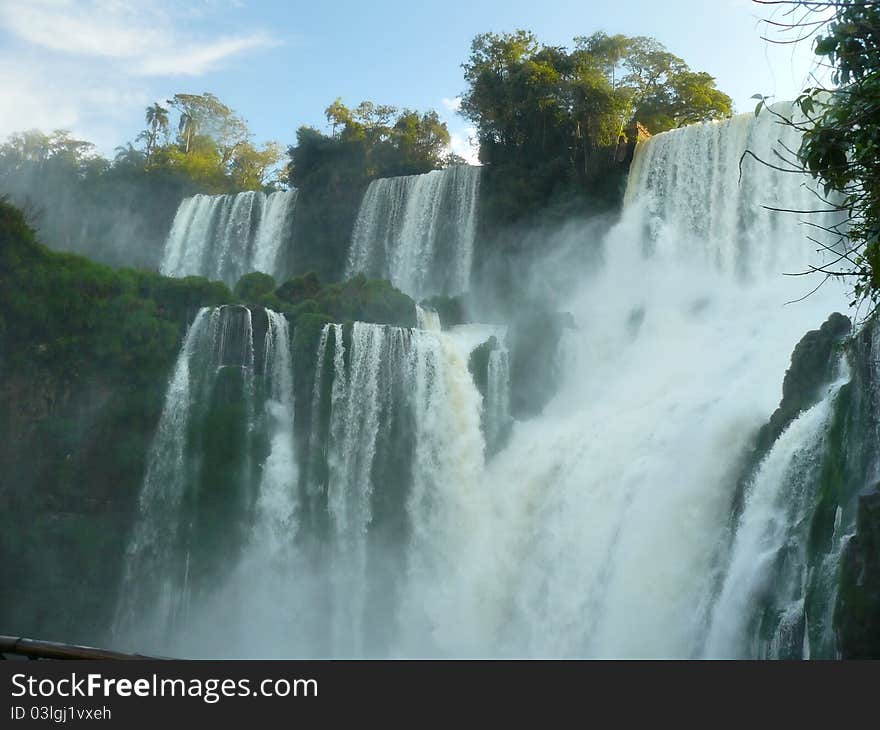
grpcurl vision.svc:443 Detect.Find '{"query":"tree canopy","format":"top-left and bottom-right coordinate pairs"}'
top-left (793, 1), bottom-right (880, 306)
top-left (457, 30), bottom-right (732, 226)
top-left (757, 1), bottom-right (880, 307)
top-left (287, 98), bottom-right (454, 192)
top-left (461, 30), bottom-right (733, 172)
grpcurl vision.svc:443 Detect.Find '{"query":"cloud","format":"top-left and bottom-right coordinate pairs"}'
top-left (449, 126), bottom-right (479, 166)
top-left (442, 96), bottom-right (462, 112)
top-left (0, 0), bottom-right (280, 152)
top-left (0, 1), bottom-right (277, 76)
top-left (137, 32), bottom-right (279, 77)
top-left (0, 51), bottom-right (152, 151)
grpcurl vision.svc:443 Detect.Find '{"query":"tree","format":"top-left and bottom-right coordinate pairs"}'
top-left (142, 103), bottom-right (169, 164)
top-left (230, 141), bottom-right (284, 191)
top-left (622, 37), bottom-right (732, 132)
top-left (574, 32), bottom-right (631, 88)
top-left (289, 99), bottom-right (452, 189)
top-left (759, 0), bottom-right (880, 305)
top-left (166, 93), bottom-right (248, 162)
top-left (461, 28), bottom-right (732, 174)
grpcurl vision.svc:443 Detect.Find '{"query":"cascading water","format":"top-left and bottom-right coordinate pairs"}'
top-left (704, 364), bottom-right (851, 658)
top-left (116, 105), bottom-right (863, 659)
top-left (160, 189), bottom-right (297, 286)
top-left (346, 165), bottom-right (481, 299)
top-left (485, 344), bottom-right (512, 453)
top-left (113, 304), bottom-right (295, 655)
top-left (459, 106), bottom-right (852, 658)
top-left (300, 320), bottom-right (488, 656)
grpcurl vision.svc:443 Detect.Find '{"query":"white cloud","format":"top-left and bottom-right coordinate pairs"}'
top-left (437, 96), bottom-right (477, 165)
top-left (0, 0), bottom-right (277, 76)
top-left (137, 32), bottom-right (279, 77)
top-left (0, 1), bottom-right (168, 60)
top-left (449, 125), bottom-right (479, 166)
top-left (0, 51), bottom-right (151, 151)
top-left (0, 0), bottom-right (279, 152)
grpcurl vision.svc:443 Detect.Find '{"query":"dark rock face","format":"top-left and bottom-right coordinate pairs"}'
top-left (507, 307), bottom-right (575, 419)
top-left (0, 369), bottom-right (165, 645)
top-left (468, 336), bottom-right (497, 401)
top-left (835, 488), bottom-right (880, 658)
top-left (755, 312), bottom-right (851, 456)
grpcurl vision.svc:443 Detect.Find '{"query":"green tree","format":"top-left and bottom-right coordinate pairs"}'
top-left (621, 37), bottom-right (732, 132)
top-left (230, 140), bottom-right (284, 191)
top-left (142, 103), bottom-right (169, 164)
top-left (777, 1), bottom-right (880, 304)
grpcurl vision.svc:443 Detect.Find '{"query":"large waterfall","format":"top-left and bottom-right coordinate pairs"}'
top-left (346, 165), bottom-right (481, 299)
top-left (116, 310), bottom-right (499, 657)
top-left (117, 106), bottom-right (865, 658)
top-left (114, 305), bottom-right (296, 653)
top-left (160, 189), bottom-right (297, 286)
top-left (468, 107), bottom-right (851, 657)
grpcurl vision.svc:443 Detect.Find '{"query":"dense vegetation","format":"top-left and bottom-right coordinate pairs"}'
top-left (0, 93), bottom-right (283, 269)
top-left (461, 30), bottom-right (733, 224)
top-left (0, 197), bottom-right (418, 642)
top-left (0, 30), bottom-right (735, 281)
top-left (0, 198), bottom-right (233, 641)
top-left (778, 1), bottom-right (880, 307)
top-left (283, 99), bottom-right (457, 280)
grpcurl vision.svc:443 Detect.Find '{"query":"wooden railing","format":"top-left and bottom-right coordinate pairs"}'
top-left (0, 635), bottom-right (159, 660)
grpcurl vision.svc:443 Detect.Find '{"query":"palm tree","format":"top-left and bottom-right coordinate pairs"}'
top-left (144, 103), bottom-right (169, 164)
top-left (177, 111), bottom-right (198, 155)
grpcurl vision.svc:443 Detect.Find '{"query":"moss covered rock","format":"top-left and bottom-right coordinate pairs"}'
top-left (755, 312), bottom-right (851, 456)
top-left (835, 488), bottom-right (880, 658)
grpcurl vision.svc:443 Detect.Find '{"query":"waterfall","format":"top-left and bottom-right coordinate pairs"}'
top-left (460, 105), bottom-right (851, 657)
top-left (622, 108), bottom-right (843, 277)
top-left (114, 305), bottom-right (297, 654)
top-left (485, 344), bottom-right (512, 453)
top-left (114, 105), bottom-right (864, 659)
top-left (346, 165), bottom-right (481, 299)
top-left (704, 365), bottom-right (851, 658)
top-left (302, 320), bottom-right (487, 656)
top-left (160, 189), bottom-right (297, 286)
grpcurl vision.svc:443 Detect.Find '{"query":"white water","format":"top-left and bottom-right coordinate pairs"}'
top-left (113, 307), bottom-right (210, 647)
top-left (305, 320), bottom-right (488, 656)
top-left (704, 365), bottom-right (849, 658)
top-left (485, 344), bottom-right (512, 453)
top-left (449, 107), bottom-right (850, 657)
top-left (160, 189), bottom-right (297, 285)
top-left (114, 305), bottom-right (296, 654)
top-left (120, 106), bottom-right (855, 659)
top-left (251, 310), bottom-right (298, 555)
top-left (346, 165), bottom-right (481, 299)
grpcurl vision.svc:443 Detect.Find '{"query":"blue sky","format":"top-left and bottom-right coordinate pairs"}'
top-left (0, 0), bottom-right (825, 161)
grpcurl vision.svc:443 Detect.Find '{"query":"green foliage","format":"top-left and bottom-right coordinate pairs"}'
top-left (460, 30), bottom-right (731, 224)
top-left (620, 36), bottom-right (732, 132)
top-left (0, 199), bottom-right (231, 381)
top-left (276, 271), bottom-right (322, 305)
top-left (274, 271), bottom-right (416, 329)
top-left (0, 199), bottom-right (239, 642)
top-left (154, 92), bottom-right (283, 190)
top-left (789, 1), bottom-right (880, 305)
top-left (421, 294), bottom-right (468, 327)
top-left (289, 99), bottom-right (453, 190)
top-left (461, 31), bottom-right (731, 155)
top-left (285, 99), bottom-right (454, 281)
top-left (234, 272), bottom-right (277, 302)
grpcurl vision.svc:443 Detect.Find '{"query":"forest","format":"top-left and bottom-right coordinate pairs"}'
top-left (0, 29), bottom-right (732, 275)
